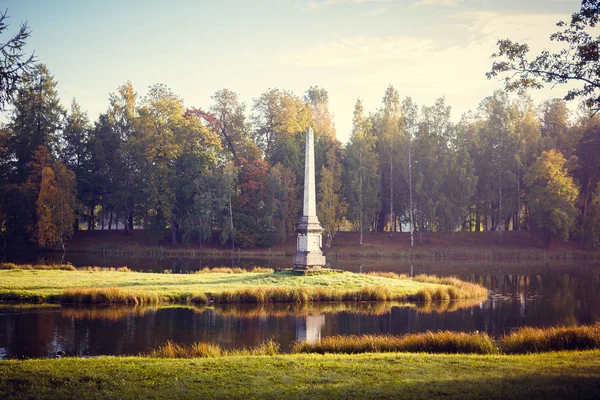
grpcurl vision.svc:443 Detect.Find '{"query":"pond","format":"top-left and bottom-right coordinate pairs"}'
top-left (1, 253), bottom-right (599, 358)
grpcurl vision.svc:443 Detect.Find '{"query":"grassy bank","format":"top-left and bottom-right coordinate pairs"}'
top-left (1, 351), bottom-right (599, 399)
top-left (0, 266), bottom-right (487, 305)
top-left (61, 230), bottom-right (600, 261)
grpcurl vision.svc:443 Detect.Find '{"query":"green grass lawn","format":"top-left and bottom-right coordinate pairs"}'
top-left (1, 351), bottom-right (599, 399)
top-left (0, 269), bottom-right (447, 303)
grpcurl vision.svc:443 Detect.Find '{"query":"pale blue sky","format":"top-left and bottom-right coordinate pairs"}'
top-left (3, 0), bottom-right (581, 142)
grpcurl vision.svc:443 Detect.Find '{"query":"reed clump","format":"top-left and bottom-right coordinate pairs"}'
top-left (501, 324), bottom-right (600, 354)
top-left (196, 266), bottom-right (274, 274)
top-left (150, 339), bottom-right (280, 358)
top-left (0, 263), bottom-right (135, 272)
top-left (60, 287), bottom-right (162, 305)
top-left (367, 272), bottom-right (488, 300)
top-left (0, 262), bottom-right (77, 271)
top-left (291, 332), bottom-right (498, 355)
top-left (204, 286), bottom-right (401, 305)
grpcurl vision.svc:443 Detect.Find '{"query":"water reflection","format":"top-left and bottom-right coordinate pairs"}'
top-left (0, 285), bottom-right (596, 360)
top-left (1, 253), bottom-right (600, 358)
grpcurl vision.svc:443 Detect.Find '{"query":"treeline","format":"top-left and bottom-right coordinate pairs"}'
top-left (1, 64), bottom-right (599, 250)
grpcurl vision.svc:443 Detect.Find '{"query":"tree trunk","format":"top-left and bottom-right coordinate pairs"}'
top-left (516, 168), bottom-right (521, 230)
top-left (171, 219), bottom-right (178, 246)
top-left (408, 142), bottom-right (414, 247)
top-left (581, 175), bottom-right (592, 245)
top-left (88, 204), bottom-right (95, 230)
top-left (359, 149), bottom-right (363, 246)
top-left (475, 204), bottom-right (480, 232)
top-left (108, 211), bottom-right (113, 230)
top-left (389, 137), bottom-right (393, 238)
top-left (229, 194), bottom-right (235, 251)
top-left (128, 214), bottom-right (134, 231)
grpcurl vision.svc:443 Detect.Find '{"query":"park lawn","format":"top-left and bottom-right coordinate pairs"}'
top-left (0, 269), bottom-right (441, 302)
top-left (1, 351), bottom-right (599, 399)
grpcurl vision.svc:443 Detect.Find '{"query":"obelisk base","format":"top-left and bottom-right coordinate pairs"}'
top-left (293, 252), bottom-right (327, 271)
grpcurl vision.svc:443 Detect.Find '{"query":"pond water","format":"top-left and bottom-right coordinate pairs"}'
top-left (1, 253), bottom-right (599, 358)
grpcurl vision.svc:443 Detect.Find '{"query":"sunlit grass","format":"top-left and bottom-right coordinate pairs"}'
top-left (2, 351), bottom-right (599, 399)
top-left (0, 267), bottom-right (487, 304)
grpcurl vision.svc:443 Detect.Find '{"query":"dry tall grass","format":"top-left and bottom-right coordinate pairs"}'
top-left (366, 272), bottom-right (488, 301)
top-left (150, 339), bottom-right (280, 358)
top-left (60, 287), bottom-right (162, 305)
top-left (501, 324), bottom-right (600, 353)
top-left (291, 332), bottom-right (498, 355)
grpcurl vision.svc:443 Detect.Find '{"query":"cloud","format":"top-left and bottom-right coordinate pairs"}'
top-left (278, 36), bottom-right (437, 68)
top-left (413, 0), bottom-right (466, 6)
top-left (298, 0), bottom-right (394, 10)
top-left (276, 11), bottom-right (571, 141)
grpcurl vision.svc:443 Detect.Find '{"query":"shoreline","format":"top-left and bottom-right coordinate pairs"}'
top-left (0, 265), bottom-right (488, 305)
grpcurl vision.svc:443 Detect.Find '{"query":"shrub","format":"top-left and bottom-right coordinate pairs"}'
top-left (292, 332), bottom-right (498, 355)
top-left (501, 324), bottom-right (600, 354)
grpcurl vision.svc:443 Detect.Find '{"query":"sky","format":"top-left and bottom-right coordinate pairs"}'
top-left (2, 0), bottom-right (584, 143)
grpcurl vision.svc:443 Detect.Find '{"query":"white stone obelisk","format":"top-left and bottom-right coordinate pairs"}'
top-left (293, 127), bottom-right (326, 270)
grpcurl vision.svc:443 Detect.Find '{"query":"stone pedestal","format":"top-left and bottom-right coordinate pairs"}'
top-left (293, 128), bottom-right (326, 271)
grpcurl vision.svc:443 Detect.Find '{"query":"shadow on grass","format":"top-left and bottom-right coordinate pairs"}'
top-left (0, 369), bottom-right (599, 399)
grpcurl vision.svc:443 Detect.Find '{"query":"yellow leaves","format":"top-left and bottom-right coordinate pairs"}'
top-left (525, 149), bottom-right (580, 244)
top-left (34, 162), bottom-right (77, 249)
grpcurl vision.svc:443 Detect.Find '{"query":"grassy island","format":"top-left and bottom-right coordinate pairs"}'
top-left (0, 264), bottom-right (487, 305)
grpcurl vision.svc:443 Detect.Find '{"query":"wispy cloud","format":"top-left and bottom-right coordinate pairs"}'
top-left (278, 36), bottom-right (437, 68)
top-left (413, 0), bottom-right (467, 6)
top-left (300, 0), bottom-right (394, 10)
top-left (276, 11), bottom-right (567, 100)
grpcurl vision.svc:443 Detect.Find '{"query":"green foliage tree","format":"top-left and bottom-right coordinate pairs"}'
top-left (581, 182), bottom-right (600, 249)
top-left (344, 100), bottom-right (380, 244)
top-left (412, 98), bottom-right (476, 236)
top-left (209, 89), bottom-right (253, 159)
top-left (61, 99), bottom-right (91, 230)
top-left (0, 9), bottom-right (35, 109)
top-left (252, 88), bottom-right (312, 160)
top-left (524, 150), bottom-right (580, 247)
top-left (576, 123), bottom-right (600, 232)
top-left (8, 64), bottom-right (64, 182)
top-left (372, 85), bottom-right (405, 233)
top-left (318, 145), bottom-right (347, 248)
top-left (488, 0), bottom-right (600, 111)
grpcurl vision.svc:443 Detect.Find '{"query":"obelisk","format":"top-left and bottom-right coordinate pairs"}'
top-left (293, 127), bottom-right (326, 271)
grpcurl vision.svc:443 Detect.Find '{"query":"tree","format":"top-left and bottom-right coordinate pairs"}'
top-left (581, 182), bottom-right (600, 249)
top-left (252, 88), bottom-right (312, 159)
top-left (34, 161), bottom-right (77, 250)
top-left (475, 91), bottom-right (520, 233)
top-left (318, 146), bottom-right (347, 248)
top-left (0, 9), bottom-right (35, 109)
top-left (488, 0), bottom-right (600, 111)
top-left (539, 99), bottom-right (574, 156)
top-left (107, 82), bottom-right (140, 233)
top-left (305, 86), bottom-right (336, 140)
top-left (136, 84), bottom-right (184, 242)
top-left (8, 64), bottom-right (64, 182)
top-left (209, 89), bottom-right (252, 159)
top-left (524, 150), bottom-right (579, 247)
top-left (576, 123), bottom-right (600, 232)
top-left (344, 100), bottom-right (380, 244)
top-left (373, 85), bottom-right (405, 234)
